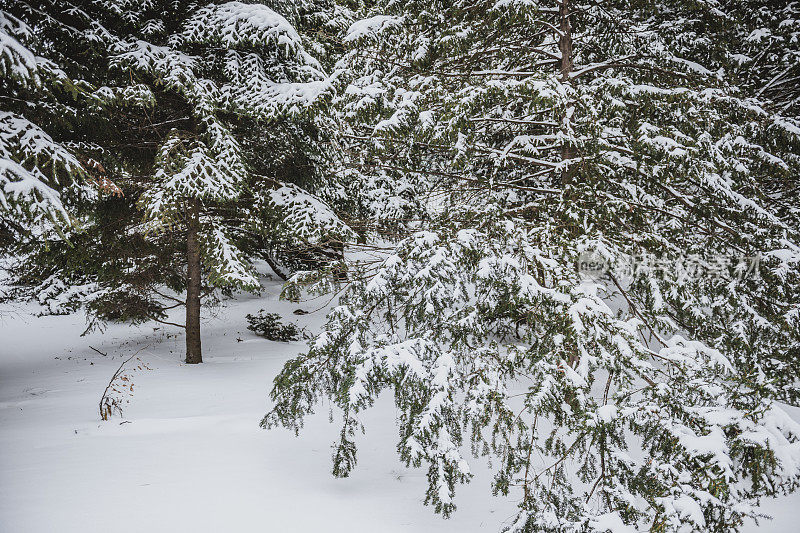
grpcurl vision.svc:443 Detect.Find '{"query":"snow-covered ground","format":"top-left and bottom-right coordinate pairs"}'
top-left (1, 278), bottom-right (798, 532)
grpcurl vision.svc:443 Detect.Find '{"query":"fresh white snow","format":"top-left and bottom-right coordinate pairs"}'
top-left (0, 279), bottom-right (510, 532)
top-left (1, 277), bottom-right (799, 532)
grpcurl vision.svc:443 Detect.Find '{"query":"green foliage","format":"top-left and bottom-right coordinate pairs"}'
top-left (0, 7), bottom-right (94, 235)
top-left (5, 0), bottom-right (354, 327)
top-left (266, 1), bottom-right (800, 531)
top-left (246, 310), bottom-right (300, 342)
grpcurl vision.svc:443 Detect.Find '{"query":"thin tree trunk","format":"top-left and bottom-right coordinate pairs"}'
top-left (559, 0), bottom-right (574, 81)
top-left (559, 0), bottom-right (577, 186)
top-left (558, 1), bottom-right (580, 377)
top-left (185, 197), bottom-right (202, 364)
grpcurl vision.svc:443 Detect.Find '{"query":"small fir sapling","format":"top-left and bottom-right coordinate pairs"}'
top-left (246, 310), bottom-right (300, 342)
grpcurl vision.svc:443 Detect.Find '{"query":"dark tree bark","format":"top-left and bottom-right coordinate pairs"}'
top-left (559, 0), bottom-right (574, 81)
top-left (559, 0), bottom-right (577, 186)
top-left (559, 1), bottom-right (579, 380)
top-left (185, 197), bottom-right (202, 364)
top-left (558, 0), bottom-right (573, 81)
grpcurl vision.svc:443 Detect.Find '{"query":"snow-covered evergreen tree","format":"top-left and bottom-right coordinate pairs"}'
top-left (266, 1), bottom-right (800, 531)
top-left (5, 0), bottom-right (352, 363)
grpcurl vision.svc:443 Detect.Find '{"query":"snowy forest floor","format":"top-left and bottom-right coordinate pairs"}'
top-left (1, 276), bottom-right (798, 532)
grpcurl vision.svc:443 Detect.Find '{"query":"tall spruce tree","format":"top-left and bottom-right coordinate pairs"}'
top-left (4, 0), bottom-right (352, 363)
top-left (266, 1), bottom-right (800, 531)
top-left (115, 0), bottom-right (341, 363)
